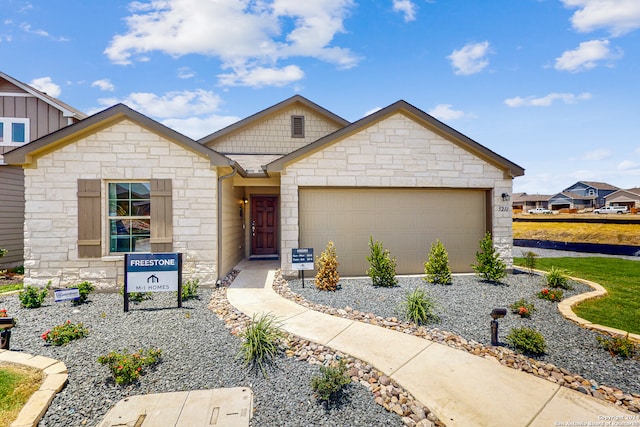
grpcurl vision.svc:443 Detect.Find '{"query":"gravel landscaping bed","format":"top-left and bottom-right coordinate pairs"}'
top-left (1, 288), bottom-right (404, 427)
top-left (289, 271), bottom-right (640, 398)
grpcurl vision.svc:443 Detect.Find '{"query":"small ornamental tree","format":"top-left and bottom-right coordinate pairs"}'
top-left (423, 240), bottom-right (452, 285)
top-left (315, 241), bottom-right (340, 291)
top-left (366, 236), bottom-right (398, 287)
top-left (472, 232), bottom-right (507, 282)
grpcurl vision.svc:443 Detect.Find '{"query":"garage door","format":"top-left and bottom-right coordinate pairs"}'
top-left (299, 188), bottom-right (488, 275)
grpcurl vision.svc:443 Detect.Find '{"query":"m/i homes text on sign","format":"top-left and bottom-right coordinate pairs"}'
top-left (126, 253), bottom-right (179, 292)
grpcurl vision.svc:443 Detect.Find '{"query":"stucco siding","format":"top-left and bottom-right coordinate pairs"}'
top-left (23, 119), bottom-right (218, 289)
top-left (280, 112), bottom-right (514, 275)
top-left (206, 105), bottom-right (343, 155)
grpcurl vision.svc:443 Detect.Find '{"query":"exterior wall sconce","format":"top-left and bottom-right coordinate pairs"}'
top-left (243, 197), bottom-right (249, 205)
top-left (501, 193), bottom-right (510, 202)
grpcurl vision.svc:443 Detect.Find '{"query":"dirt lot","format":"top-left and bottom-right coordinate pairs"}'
top-left (513, 219), bottom-right (640, 246)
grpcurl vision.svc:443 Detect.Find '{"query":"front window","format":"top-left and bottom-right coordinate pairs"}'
top-left (0, 118), bottom-right (29, 145)
top-left (108, 182), bottom-right (151, 253)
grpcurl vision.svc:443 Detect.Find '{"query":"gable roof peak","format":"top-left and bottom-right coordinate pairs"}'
top-left (198, 94), bottom-right (350, 145)
top-left (0, 71), bottom-right (86, 119)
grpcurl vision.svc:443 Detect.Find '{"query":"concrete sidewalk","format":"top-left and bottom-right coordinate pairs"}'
top-left (227, 260), bottom-right (631, 427)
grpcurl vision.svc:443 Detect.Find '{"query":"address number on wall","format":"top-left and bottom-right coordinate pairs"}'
top-left (498, 206), bottom-right (511, 212)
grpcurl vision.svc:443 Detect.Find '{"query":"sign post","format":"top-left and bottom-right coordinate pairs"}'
top-left (124, 253), bottom-right (182, 312)
top-left (291, 248), bottom-right (314, 288)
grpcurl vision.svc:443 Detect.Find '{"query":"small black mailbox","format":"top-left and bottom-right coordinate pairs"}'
top-left (490, 308), bottom-right (507, 320)
top-left (490, 308), bottom-right (507, 346)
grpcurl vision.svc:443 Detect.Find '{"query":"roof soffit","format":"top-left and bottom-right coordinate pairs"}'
top-left (4, 104), bottom-right (232, 168)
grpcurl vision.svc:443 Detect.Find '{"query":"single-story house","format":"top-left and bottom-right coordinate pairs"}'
top-left (511, 193), bottom-right (551, 211)
top-left (604, 188), bottom-right (640, 210)
top-left (5, 95), bottom-right (524, 288)
top-left (0, 72), bottom-right (86, 268)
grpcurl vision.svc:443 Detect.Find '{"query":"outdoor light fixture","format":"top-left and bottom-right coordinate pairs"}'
top-left (490, 308), bottom-right (507, 346)
top-left (501, 193), bottom-right (510, 201)
top-left (243, 197), bottom-right (249, 204)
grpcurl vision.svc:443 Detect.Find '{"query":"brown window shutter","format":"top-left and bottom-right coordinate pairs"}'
top-left (77, 179), bottom-right (102, 258)
top-left (291, 115), bottom-right (305, 138)
top-left (150, 179), bottom-right (173, 252)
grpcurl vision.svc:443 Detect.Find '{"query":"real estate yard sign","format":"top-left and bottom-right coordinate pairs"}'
top-left (124, 253), bottom-right (182, 312)
top-left (292, 248), bottom-right (314, 288)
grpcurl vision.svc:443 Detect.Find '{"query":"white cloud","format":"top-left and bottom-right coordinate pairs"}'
top-left (98, 89), bottom-right (224, 119)
top-left (582, 149), bottom-right (612, 161)
top-left (29, 77), bottom-right (61, 97)
top-left (91, 79), bottom-right (115, 92)
top-left (218, 65), bottom-right (304, 87)
top-left (617, 160), bottom-right (638, 170)
top-left (447, 41), bottom-right (491, 75)
top-left (177, 67), bottom-right (195, 79)
top-left (19, 22), bottom-right (68, 41)
top-left (504, 92), bottom-right (592, 107)
top-left (428, 104), bottom-right (466, 121)
top-left (554, 39), bottom-right (622, 72)
top-left (561, 0), bottom-right (640, 36)
top-left (393, 0), bottom-right (417, 22)
top-left (363, 106), bottom-right (382, 117)
top-left (104, 0), bottom-right (358, 87)
top-left (162, 115), bottom-right (240, 140)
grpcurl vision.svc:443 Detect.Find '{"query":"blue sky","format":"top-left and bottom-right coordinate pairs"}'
top-left (1, 0), bottom-right (639, 194)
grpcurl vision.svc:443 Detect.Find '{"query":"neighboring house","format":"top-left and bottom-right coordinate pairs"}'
top-left (548, 181), bottom-right (619, 210)
top-left (5, 96), bottom-right (524, 288)
top-left (604, 188), bottom-right (640, 209)
top-left (512, 193), bottom-right (551, 211)
top-left (0, 72), bottom-right (85, 267)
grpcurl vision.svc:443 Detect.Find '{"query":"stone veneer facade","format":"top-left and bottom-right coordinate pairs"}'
top-left (23, 119), bottom-right (219, 289)
top-left (279, 112), bottom-right (514, 275)
top-left (206, 105), bottom-right (343, 154)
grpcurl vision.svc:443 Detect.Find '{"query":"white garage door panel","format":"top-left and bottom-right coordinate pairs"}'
top-left (299, 188), bottom-right (487, 275)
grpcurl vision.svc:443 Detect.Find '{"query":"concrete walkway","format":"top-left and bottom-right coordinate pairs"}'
top-left (227, 260), bottom-right (631, 427)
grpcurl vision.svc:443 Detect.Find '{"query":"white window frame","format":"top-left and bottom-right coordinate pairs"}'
top-left (0, 117), bottom-right (30, 146)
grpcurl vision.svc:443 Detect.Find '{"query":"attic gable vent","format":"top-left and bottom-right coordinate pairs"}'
top-left (291, 115), bottom-right (305, 138)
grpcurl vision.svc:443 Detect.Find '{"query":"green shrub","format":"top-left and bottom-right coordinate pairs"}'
top-left (545, 266), bottom-right (572, 289)
top-left (74, 281), bottom-right (95, 305)
top-left (472, 232), bottom-right (506, 282)
top-left (537, 287), bottom-right (563, 302)
top-left (311, 359), bottom-right (351, 404)
top-left (400, 287), bottom-right (439, 324)
top-left (179, 278), bottom-right (200, 300)
top-left (238, 314), bottom-right (284, 377)
top-left (97, 348), bottom-right (162, 385)
top-left (506, 327), bottom-right (546, 355)
top-left (521, 251), bottom-right (538, 274)
top-left (509, 298), bottom-right (536, 318)
top-left (41, 320), bottom-right (89, 346)
top-left (120, 285), bottom-right (153, 303)
top-left (315, 241), bottom-right (340, 291)
top-left (18, 285), bottom-right (48, 308)
top-left (423, 240), bottom-right (452, 285)
top-left (596, 334), bottom-right (638, 358)
top-left (365, 236), bottom-right (398, 287)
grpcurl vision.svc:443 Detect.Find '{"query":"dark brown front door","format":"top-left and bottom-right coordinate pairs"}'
top-left (251, 195), bottom-right (278, 255)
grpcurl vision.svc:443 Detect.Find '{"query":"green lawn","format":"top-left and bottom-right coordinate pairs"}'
top-left (514, 257), bottom-right (640, 335)
top-left (0, 365), bottom-right (42, 427)
top-left (0, 283), bottom-right (22, 294)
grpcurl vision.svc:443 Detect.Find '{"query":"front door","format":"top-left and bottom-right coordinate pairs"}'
top-left (251, 195), bottom-right (278, 256)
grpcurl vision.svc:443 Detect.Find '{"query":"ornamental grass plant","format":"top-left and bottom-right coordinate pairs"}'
top-left (400, 287), bottom-right (439, 325)
top-left (238, 313), bottom-right (284, 377)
